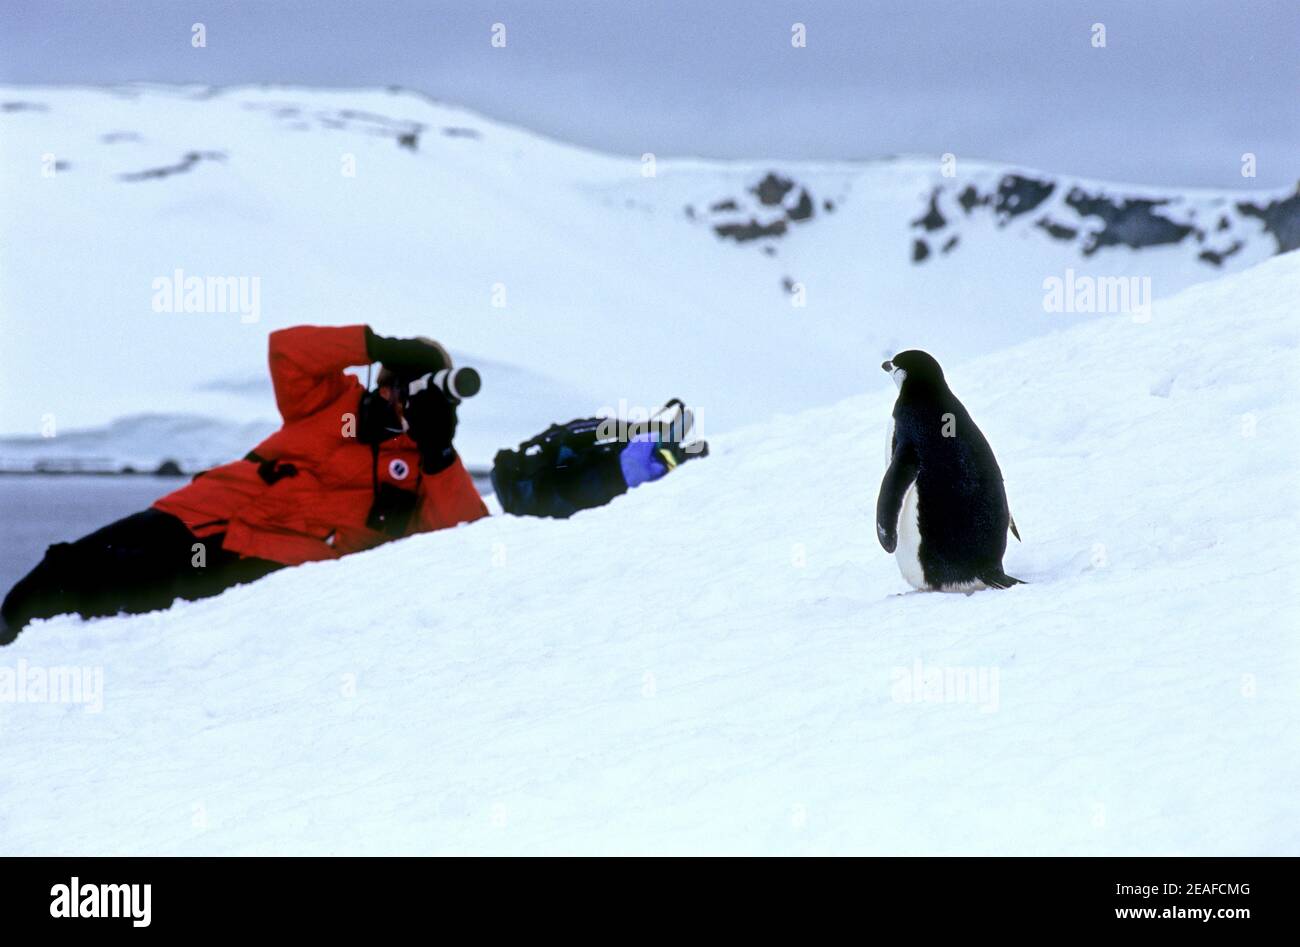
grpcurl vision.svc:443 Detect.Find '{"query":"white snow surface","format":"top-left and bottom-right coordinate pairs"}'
top-left (1, 84), bottom-right (1292, 469)
top-left (3, 252), bottom-right (1297, 855)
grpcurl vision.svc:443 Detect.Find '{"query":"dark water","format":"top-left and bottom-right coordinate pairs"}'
top-left (0, 475), bottom-right (182, 596)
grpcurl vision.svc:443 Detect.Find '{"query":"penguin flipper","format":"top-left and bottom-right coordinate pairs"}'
top-left (1009, 515), bottom-right (1021, 542)
top-left (876, 442), bottom-right (918, 553)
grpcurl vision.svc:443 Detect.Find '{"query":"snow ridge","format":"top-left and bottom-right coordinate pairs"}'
top-left (3, 252), bottom-right (1297, 855)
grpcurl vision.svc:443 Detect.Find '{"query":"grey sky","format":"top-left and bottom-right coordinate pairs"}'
top-left (2, 0), bottom-right (1296, 187)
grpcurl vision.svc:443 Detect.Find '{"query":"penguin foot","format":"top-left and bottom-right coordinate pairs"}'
top-left (980, 569), bottom-right (1024, 589)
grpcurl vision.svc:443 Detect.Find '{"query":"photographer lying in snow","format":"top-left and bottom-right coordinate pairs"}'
top-left (1, 325), bottom-right (488, 643)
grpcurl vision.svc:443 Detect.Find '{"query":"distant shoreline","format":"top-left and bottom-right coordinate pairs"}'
top-left (0, 468), bottom-right (188, 478)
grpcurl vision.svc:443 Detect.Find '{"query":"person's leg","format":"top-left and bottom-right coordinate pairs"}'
top-left (173, 541), bottom-right (282, 604)
top-left (558, 446), bottom-right (629, 513)
top-left (2, 508), bottom-right (206, 639)
top-left (1, 542), bottom-right (82, 640)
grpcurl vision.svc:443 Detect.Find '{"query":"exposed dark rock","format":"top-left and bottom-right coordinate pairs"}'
top-left (996, 174), bottom-right (1054, 219)
top-left (1198, 241), bottom-right (1244, 267)
top-left (318, 110), bottom-right (429, 151)
top-left (912, 189), bottom-right (946, 231)
top-left (782, 277), bottom-right (796, 293)
top-left (702, 174), bottom-right (819, 245)
top-left (910, 170), bottom-right (1295, 264)
top-left (941, 235), bottom-right (960, 254)
top-left (823, 199), bottom-right (835, 212)
top-left (118, 150), bottom-right (226, 182)
top-left (1065, 188), bottom-right (1195, 255)
top-left (752, 172), bottom-right (795, 206)
top-left (787, 189), bottom-right (815, 222)
top-left (1, 101), bottom-right (48, 112)
top-left (154, 459), bottom-right (185, 477)
top-left (958, 185), bottom-right (990, 214)
top-left (684, 205), bottom-right (695, 219)
top-left (1035, 218), bottom-right (1078, 241)
top-left (1236, 187), bottom-right (1300, 253)
top-left (762, 246), bottom-right (777, 256)
top-left (338, 108), bottom-right (407, 127)
top-left (715, 218), bottom-right (788, 242)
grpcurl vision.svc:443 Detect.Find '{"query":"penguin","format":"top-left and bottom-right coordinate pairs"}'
top-left (876, 350), bottom-right (1022, 591)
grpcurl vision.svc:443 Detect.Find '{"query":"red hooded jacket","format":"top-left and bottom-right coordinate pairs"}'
top-left (153, 324), bottom-right (488, 564)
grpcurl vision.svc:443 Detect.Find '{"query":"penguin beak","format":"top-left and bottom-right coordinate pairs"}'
top-left (883, 361), bottom-right (907, 390)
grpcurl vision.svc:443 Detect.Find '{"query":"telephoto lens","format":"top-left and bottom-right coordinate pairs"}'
top-left (408, 366), bottom-right (481, 402)
top-left (660, 439), bottom-right (709, 465)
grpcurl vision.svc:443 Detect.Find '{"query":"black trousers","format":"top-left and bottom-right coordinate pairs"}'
top-left (1, 508), bottom-right (281, 643)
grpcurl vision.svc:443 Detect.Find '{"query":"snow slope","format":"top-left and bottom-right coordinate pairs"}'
top-left (3, 252), bottom-right (1297, 855)
top-left (1, 84), bottom-right (1295, 469)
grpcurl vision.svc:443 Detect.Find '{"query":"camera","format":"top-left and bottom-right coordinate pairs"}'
top-left (407, 366), bottom-right (481, 402)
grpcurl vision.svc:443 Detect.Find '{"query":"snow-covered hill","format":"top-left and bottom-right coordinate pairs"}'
top-left (1, 84), bottom-right (1296, 470)
top-left (0, 355), bottom-right (591, 475)
top-left (3, 252), bottom-right (1296, 855)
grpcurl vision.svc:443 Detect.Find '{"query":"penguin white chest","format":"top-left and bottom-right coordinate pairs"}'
top-left (895, 482), bottom-right (927, 590)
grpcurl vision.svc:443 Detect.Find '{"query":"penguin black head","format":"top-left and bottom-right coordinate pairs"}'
top-left (882, 350), bottom-right (944, 390)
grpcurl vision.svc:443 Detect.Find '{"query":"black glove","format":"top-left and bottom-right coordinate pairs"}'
top-left (365, 328), bottom-right (451, 376)
top-left (405, 385), bottom-right (459, 474)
